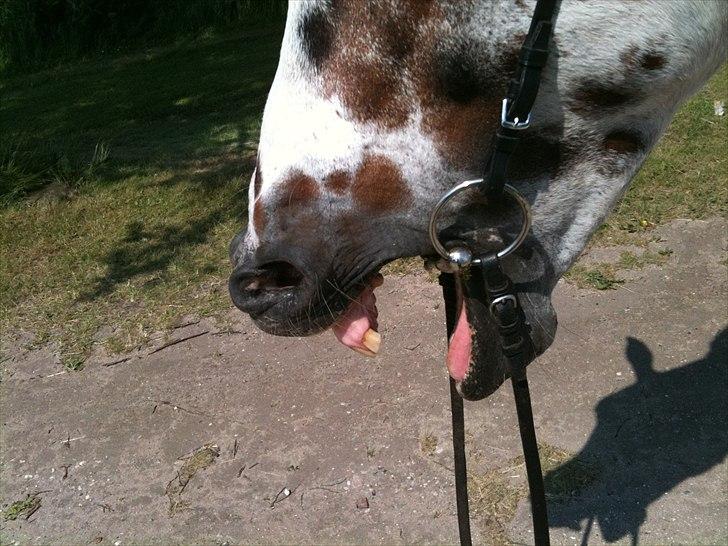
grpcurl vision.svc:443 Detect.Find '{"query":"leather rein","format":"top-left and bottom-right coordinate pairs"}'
top-left (428, 1), bottom-right (559, 544)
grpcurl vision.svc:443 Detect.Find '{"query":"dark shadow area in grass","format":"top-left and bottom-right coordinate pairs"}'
top-left (545, 329), bottom-right (728, 545)
top-left (2, 27), bottom-right (279, 304)
top-left (1, 27), bottom-right (282, 201)
top-left (80, 212), bottom-right (217, 300)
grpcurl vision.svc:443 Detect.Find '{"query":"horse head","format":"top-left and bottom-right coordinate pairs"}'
top-left (229, 0), bottom-right (726, 396)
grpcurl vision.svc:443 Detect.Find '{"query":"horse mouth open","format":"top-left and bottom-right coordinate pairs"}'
top-left (446, 288), bottom-right (473, 383)
top-left (331, 273), bottom-right (383, 357)
top-left (331, 272), bottom-right (473, 386)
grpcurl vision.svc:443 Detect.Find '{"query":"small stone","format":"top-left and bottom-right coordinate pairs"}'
top-left (714, 100), bottom-right (725, 117)
top-left (356, 496), bottom-right (369, 509)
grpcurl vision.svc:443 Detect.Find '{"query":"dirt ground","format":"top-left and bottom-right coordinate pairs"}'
top-left (1, 218), bottom-right (726, 546)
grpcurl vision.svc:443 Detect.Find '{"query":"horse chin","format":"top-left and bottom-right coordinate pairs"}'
top-left (445, 281), bottom-right (509, 401)
top-left (445, 272), bottom-right (557, 401)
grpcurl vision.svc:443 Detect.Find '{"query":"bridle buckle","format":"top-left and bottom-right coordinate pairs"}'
top-left (500, 98), bottom-right (531, 130)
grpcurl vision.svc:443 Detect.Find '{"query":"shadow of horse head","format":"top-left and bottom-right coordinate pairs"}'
top-left (544, 327), bottom-right (728, 544)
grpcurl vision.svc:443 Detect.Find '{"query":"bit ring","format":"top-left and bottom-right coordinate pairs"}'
top-left (428, 179), bottom-right (532, 264)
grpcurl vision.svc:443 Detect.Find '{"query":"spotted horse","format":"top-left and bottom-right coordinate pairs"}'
top-left (229, 0), bottom-right (725, 402)
top-left (230, 0), bottom-right (728, 399)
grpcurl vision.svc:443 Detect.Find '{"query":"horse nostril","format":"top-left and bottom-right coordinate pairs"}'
top-left (238, 261), bottom-right (304, 292)
top-left (229, 260), bottom-right (305, 315)
top-left (234, 261), bottom-right (303, 294)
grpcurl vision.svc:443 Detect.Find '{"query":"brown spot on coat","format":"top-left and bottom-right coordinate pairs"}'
top-left (317, 0), bottom-right (437, 130)
top-left (419, 46), bottom-right (517, 167)
top-left (620, 44), bottom-right (666, 71)
top-left (603, 130), bottom-right (644, 154)
top-left (640, 52), bottom-right (665, 70)
top-left (325, 170), bottom-right (351, 194)
top-left (423, 98), bottom-right (500, 168)
top-left (253, 158), bottom-right (263, 197)
top-left (508, 134), bottom-right (566, 180)
top-left (253, 199), bottom-right (266, 233)
top-left (299, 5), bottom-right (334, 69)
top-left (278, 172), bottom-right (319, 208)
top-left (598, 130), bottom-right (645, 177)
top-left (326, 60), bottom-right (409, 128)
top-left (571, 81), bottom-right (638, 115)
top-left (352, 154), bottom-right (411, 212)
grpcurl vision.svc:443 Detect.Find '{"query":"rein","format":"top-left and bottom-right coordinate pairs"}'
top-left (429, 1), bottom-right (559, 544)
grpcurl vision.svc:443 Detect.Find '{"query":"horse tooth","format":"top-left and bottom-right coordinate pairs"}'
top-left (362, 328), bottom-right (381, 355)
top-left (353, 346), bottom-right (376, 357)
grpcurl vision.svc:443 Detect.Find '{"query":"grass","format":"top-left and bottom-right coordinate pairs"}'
top-left (564, 248), bottom-right (674, 290)
top-left (166, 443), bottom-right (220, 515)
top-left (0, 34), bottom-right (724, 364)
top-left (419, 432), bottom-right (439, 456)
top-left (564, 264), bottom-right (624, 290)
top-left (468, 443), bottom-right (600, 544)
top-left (0, 27), bottom-right (282, 362)
top-left (2, 493), bottom-right (41, 521)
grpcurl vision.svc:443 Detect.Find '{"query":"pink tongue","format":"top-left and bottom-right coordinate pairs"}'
top-left (447, 305), bottom-right (472, 381)
top-left (332, 283), bottom-right (379, 350)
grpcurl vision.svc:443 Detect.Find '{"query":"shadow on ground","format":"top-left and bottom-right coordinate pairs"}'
top-left (81, 210), bottom-right (226, 300)
top-left (545, 327), bottom-right (728, 545)
top-left (2, 27), bottom-right (284, 302)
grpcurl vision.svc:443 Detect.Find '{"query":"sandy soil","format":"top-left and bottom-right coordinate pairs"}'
top-left (1, 218), bottom-right (726, 545)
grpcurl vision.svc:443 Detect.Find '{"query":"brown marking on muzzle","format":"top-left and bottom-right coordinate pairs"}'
top-left (325, 170), bottom-right (351, 195)
top-left (277, 171), bottom-right (319, 208)
top-left (352, 154), bottom-right (411, 212)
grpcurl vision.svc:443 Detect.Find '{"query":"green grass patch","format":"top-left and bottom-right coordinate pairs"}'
top-left (0, 28), bottom-right (282, 363)
top-left (565, 247), bottom-right (675, 290)
top-left (419, 432), bottom-right (439, 456)
top-left (3, 493), bottom-right (41, 521)
top-left (617, 249), bottom-right (672, 270)
top-left (468, 443), bottom-right (600, 544)
top-left (564, 264), bottom-right (624, 290)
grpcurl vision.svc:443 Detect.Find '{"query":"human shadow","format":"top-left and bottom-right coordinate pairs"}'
top-left (544, 328), bottom-right (728, 545)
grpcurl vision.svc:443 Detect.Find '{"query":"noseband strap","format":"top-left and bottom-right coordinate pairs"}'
top-left (435, 1), bottom-right (560, 545)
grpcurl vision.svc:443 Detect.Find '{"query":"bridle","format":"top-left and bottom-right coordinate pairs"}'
top-left (428, 1), bottom-right (559, 544)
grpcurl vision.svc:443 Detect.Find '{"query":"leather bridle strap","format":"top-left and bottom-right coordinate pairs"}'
top-left (440, 273), bottom-right (472, 546)
top-left (440, 1), bottom-right (559, 545)
top-left (482, 0), bottom-right (559, 198)
top-left (479, 253), bottom-right (549, 544)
